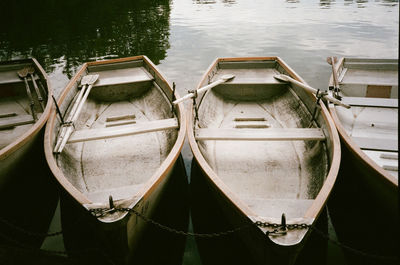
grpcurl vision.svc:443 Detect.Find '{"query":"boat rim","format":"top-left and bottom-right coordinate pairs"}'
top-left (0, 57), bottom-right (53, 161)
top-left (328, 57), bottom-right (397, 187)
top-left (44, 55), bottom-right (186, 212)
top-left (187, 56), bottom-right (341, 227)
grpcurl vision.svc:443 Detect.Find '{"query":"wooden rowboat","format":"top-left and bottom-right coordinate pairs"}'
top-left (187, 57), bottom-right (340, 265)
top-left (327, 58), bottom-right (398, 263)
top-left (44, 56), bottom-right (185, 260)
top-left (328, 57), bottom-right (398, 187)
top-left (0, 58), bottom-right (52, 184)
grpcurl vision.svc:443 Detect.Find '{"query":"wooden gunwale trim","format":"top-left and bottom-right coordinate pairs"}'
top-left (86, 55), bottom-right (145, 67)
top-left (188, 57), bottom-right (340, 225)
top-left (304, 102), bottom-right (340, 218)
top-left (44, 56), bottom-right (186, 207)
top-left (329, 57), bottom-right (397, 187)
top-left (0, 58), bottom-right (53, 160)
top-left (44, 63), bottom-right (90, 204)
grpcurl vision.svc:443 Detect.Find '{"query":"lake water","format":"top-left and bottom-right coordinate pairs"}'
top-left (0, 0), bottom-right (398, 264)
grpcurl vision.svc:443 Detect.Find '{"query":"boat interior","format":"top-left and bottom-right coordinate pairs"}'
top-left (0, 61), bottom-right (47, 150)
top-left (195, 60), bottom-right (329, 220)
top-left (334, 58), bottom-right (398, 178)
top-left (55, 60), bottom-right (179, 204)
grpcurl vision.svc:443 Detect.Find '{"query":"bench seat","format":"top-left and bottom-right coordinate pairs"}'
top-left (195, 128), bottom-right (325, 141)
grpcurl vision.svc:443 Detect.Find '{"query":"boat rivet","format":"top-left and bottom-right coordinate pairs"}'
top-left (371, 123), bottom-right (375, 127)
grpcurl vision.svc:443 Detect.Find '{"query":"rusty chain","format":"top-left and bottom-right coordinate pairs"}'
top-left (89, 207), bottom-right (310, 238)
top-left (0, 206), bottom-right (397, 262)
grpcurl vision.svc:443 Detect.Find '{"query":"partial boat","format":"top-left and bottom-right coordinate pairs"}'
top-left (0, 58), bottom-right (52, 185)
top-left (0, 58), bottom-right (57, 248)
top-left (44, 56), bottom-right (185, 261)
top-left (327, 57), bottom-right (397, 188)
top-left (187, 57), bottom-right (340, 265)
top-left (327, 57), bottom-right (399, 264)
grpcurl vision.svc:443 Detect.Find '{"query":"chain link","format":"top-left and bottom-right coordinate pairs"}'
top-left (89, 208), bottom-right (310, 238)
top-left (1, 206), bottom-right (397, 262)
top-left (90, 207), bottom-right (253, 237)
top-left (88, 207), bottom-right (399, 261)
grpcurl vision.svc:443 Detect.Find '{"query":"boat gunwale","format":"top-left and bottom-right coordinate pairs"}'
top-left (328, 57), bottom-right (398, 188)
top-left (0, 58), bottom-right (53, 161)
top-left (187, 56), bottom-right (341, 229)
top-left (44, 55), bottom-right (186, 209)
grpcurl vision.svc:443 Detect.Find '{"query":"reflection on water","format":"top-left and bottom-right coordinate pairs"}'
top-left (0, 0), bottom-right (171, 78)
top-left (160, 0), bottom-right (398, 93)
top-left (0, 0), bottom-right (398, 264)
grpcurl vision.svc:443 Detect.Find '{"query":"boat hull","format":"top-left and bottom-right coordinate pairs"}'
top-left (188, 57), bottom-right (340, 265)
top-left (0, 58), bottom-right (52, 185)
top-left (44, 56), bottom-right (186, 262)
top-left (61, 159), bottom-right (183, 263)
top-left (0, 58), bottom-right (56, 248)
top-left (327, 58), bottom-right (398, 265)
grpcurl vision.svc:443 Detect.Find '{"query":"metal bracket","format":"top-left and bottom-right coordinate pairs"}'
top-left (171, 82), bottom-right (176, 115)
top-left (188, 89), bottom-right (199, 122)
top-left (52, 95), bottom-right (65, 125)
top-left (309, 89), bottom-right (327, 127)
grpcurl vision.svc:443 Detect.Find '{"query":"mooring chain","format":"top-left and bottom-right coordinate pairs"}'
top-left (90, 207), bottom-right (251, 237)
top-left (0, 206), bottom-right (397, 262)
top-left (89, 208), bottom-right (309, 238)
top-left (254, 221), bottom-right (310, 230)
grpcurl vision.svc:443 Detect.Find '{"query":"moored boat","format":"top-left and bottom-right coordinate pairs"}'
top-left (0, 58), bottom-right (52, 185)
top-left (327, 57), bottom-right (398, 187)
top-left (44, 56), bottom-right (186, 261)
top-left (326, 57), bottom-right (399, 264)
top-left (187, 57), bottom-right (341, 264)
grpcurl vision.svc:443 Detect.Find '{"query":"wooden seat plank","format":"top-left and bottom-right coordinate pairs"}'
top-left (68, 118), bottom-right (178, 143)
top-left (353, 136), bottom-right (398, 152)
top-left (342, 97), bottom-right (398, 108)
top-left (0, 114), bottom-right (35, 129)
top-left (195, 128), bottom-right (325, 141)
top-left (92, 67), bottom-right (153, 87)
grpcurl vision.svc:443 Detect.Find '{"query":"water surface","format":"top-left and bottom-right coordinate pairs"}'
top-left (0, 0), bottom-right (398, 264)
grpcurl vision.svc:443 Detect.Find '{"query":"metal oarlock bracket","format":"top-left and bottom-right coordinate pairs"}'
top-left (52, 95), bottom-right (65, 125)
top-left (171, 82), bottom-right (176, 114)
top-left (188, 89), bottom-right (199, 122)
top-left (309, 89), bottom-right (327, 127)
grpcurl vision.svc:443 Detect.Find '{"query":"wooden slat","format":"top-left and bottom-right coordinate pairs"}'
top-left (234, 117), bottom-right (266, 121)
top-left (383, 165), bottom-right (398, 171)
top-left (0, 113), bottom-right (17, 118)
top-left (92, 67), bottom-right (153, 87)
top-left (342, 97), bottom-right (398, 108)
top-left (353, 136), bottom-right (398, 152)
top-left (195, 128), bottom-right (325, 141)
top-left (218, 60), bottom-right (276, 69)
top-left (105, 120), bottom-right (136, 128)
top-left (105, 114), bottom-right (135, 122)
top-left (380, 153), bottom-right (398, 160)
top-left (68, 118), bottom-right (178, 143)
top-left (0, 114), bottom-right (35, 129)
top-left (344, 61), bottom-right (398, 70)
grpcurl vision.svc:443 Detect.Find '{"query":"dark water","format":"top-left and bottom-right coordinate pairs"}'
top-left (0, 0), bottom-right (398, 264)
